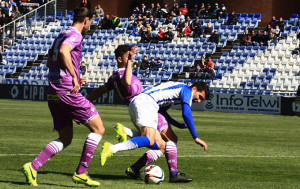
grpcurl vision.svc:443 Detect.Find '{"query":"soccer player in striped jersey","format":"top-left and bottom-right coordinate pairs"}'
top-left (88, 45), bottom-right (193, 182)
top-left (22, 8), bottom-right (103, 187)
top-left (101, 81), bottom-right (209, 180)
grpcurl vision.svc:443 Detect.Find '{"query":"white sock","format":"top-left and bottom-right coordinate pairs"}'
top-left (110, 140), bottom-right (137, 153)
top-left (124, 127), bottom-right (140, 138)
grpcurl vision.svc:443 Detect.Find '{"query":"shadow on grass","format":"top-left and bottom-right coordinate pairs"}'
top-left (39, 170), bottom-right (130, 180)
top-left (0, 180), bottom-right (80, 188)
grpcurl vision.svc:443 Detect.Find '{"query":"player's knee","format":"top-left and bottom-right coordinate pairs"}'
top-left (60, 136), bottom-right (72, 147)
top-left (91, 125), bottom-right (105, 135)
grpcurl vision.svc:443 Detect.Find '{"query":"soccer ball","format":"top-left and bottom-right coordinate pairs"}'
top-left (143, 165), bottom-right (164, 184)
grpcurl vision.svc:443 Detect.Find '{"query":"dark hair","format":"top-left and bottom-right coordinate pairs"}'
top-left (115, 45), bottom-right (132, 60)
top-left (73, 7), bottom-right (93, 23)
top-left (190, 81), bottom-right (210, 100)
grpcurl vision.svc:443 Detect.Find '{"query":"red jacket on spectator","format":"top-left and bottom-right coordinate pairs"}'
top-left (157, 31), bottom-right (164, 40)
top-left (179, 7), bottom-right (188, 16)
top-left (206, 59), bottom-right (214, 69)
top-left (179, 25), bottom-right (191, 36)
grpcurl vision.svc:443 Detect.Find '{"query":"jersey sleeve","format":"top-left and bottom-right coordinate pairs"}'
top-left (62, 34), bottom-right (82, 50)
top-left (104, 75), bottom-right (115, 91)
top-left (179, 85), bottom-right (193, 106)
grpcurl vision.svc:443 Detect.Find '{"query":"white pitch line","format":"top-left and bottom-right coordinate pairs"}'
top-left (0, 154), bottom-right (299, 158)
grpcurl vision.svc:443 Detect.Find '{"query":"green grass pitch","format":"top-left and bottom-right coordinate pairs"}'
top-left (0, 100), bottom-right (299, 189)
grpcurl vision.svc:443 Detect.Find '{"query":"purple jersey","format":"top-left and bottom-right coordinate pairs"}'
top-left (48, 27), bottom-right (82, 95)
top-left (105, 68), bottom-right (143, 105)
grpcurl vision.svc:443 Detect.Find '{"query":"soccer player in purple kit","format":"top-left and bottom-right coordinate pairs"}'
top-left (22, 7), bottom-right (103, 187)
top-left (88, 45), bottom-right (194, 182)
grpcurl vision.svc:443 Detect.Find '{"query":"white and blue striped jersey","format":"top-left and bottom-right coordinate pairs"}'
top-left (141, 81), bottom-right (193, 107)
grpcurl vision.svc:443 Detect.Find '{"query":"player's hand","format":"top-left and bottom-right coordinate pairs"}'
top-left (71, 77), bottom-right (80, 95)
top-left (129, 46), bottom-right (139, 61)
top-left (80, 77), bottom-right (87, 86)
top-left (195, 138), bottom-right (207, 151)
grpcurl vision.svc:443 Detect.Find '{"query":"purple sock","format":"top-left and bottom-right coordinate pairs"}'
top-left (31, 139), bottom-right (64, 171)
top-left (76, 133), bottom-right (102, 175)
top-left (131, 150), bottom-right (163, 172)
top-left (165, 141), bottom-right (178, 177)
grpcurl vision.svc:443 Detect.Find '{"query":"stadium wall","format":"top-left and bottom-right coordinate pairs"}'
top-left (67, 0), bottom-right (300, 26)
top-left (1, 84), bottom-right (299, 116)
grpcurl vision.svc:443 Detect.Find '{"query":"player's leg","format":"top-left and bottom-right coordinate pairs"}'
top-left (114, 123), bottom-right (140, 142)
top-left (72, 96), bottom-right (103, 186)
top-left (161, 125), bottom-right (193, 182)
top-left (126, 131), bottom-right (165, 179)
top-left (23, 100), bottom-right (71, 186)
top-left (101, 94), bottom-right (160, 166)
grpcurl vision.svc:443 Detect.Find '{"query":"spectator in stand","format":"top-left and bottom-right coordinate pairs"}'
top-left (191, 17), bottom-right (203, 38)
top-left (268, 32), bottom-right (277, 46)
top-left (189, 4), bottom-right (198, 19)
top-left (211, 3), bottom-right (220, 19)
top-left (149, 15), bottom-right (158, 30)
top-left (185, 15), bottom-right (193, 27)
top-left (153, 58), bottom-right (163, 71)
top-left (98, 14), bottom-right (112, 29)
top-left (203, 57), bottom-right (215, 79)
top-left (140, 3), bottom-right (147, 16)
top-left (149, 57), bottom-right (156, 68)
top-left (179, 3), bottom-right (188, 17)
top-left (264, 24), bottom-right (273, 33)
top-left (93, 4), bottom-right (104, 17)
top-left (204, 4), bottom-right (213, 18)
top-left (80, 61), bottom-right (87, 76)
top-left (228, 10), bottom-right (238, 25)
top-left (172, 3), bottom-right (180, 15)
top-left (156, 27), bottom-right (164, 41)
top-left (204, 22), bottom-right (213, 36)
top-left (273, 25), bottom-right (281, 37)
top-left (141, 26), bottom-right (152, 43)
top-left (269, 16), bottom-right (277, 28)
top-left (111, 14), bottom-right (121, 29)
top-left (217, 10), bottom-right (226, 20)
top-left (155, 2), bottom-right (162, 18)
top-left (132, 21), bottom-right (142, 36)
top-left (197, 3), bottom-right (206, 18)
top-left (208, 30), bottom-right (220, 44)
top-left (81, 0), bottom-right (91, 10)
top-left (164, 16), bottom-right (172, 25)
top-left (255, 30), bottom-right (263, 45)
top-left (260, 30), bottom-right (270, 46)
top-left (249, 30), bottom-right (258, 46)
top-left (297, 30), bottom-right (300, 41)
top-left (127, 15), bottom-right (135, 29)
top-left (277, 17), bottom-right (285, 32)
top-left (172, 11), bottom-right (184, 25)
top-left (240, 29), bottom-right (252, 46)
top-left (161, 2), bottom-right (170, 18)
top-left (164, 27), bottom-right (174, 42)
top-left (220, 4), bottom-right (227, 15)
top-left (0, 13), bottom-right (8, 26)
top-left (146, 3), bottom-right (155, 17)
top-left (132, 6), bottom-right (140, 16)
top-left (179, 22), bottom-right (191, 37)
top-left (13, 6), bottom-right (21, 19)
top-left (141, 55), bottom-right (150, 70)
top-left (141, 21), bottom-right (152, 34)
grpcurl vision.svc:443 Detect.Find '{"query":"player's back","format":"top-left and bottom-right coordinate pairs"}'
top-left (142, 81), bottom-right (191, 107)
top-left (48, 27), bottom-right (83, 95)
top-left (105, 68), bottom-right (143, 105)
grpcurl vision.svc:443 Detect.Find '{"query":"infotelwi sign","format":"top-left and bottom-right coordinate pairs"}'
top-left (203, 93), bottom-right (281, 115)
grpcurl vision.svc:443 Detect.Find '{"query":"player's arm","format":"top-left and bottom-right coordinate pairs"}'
top-left (46, 49), bottom-right (53, 68)
top-left (159, 109), bottom-right (186, 129)
top-left (181, 103), bottom-right (207, 151)
top-left (87, 85), bottom-right (108, 102)
top-left (59, 43), bottom-right (79, 94)
top-left (121, 46), bottom-right (138, 86)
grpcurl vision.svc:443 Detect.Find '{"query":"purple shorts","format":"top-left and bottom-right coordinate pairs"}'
top-left (48, 93), bottom-right (98, 131)
top-left (157, 113), bottom-right (169, 133)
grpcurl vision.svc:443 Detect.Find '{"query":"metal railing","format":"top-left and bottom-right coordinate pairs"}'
top-left (0, 0), bottom-right (57, 51)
